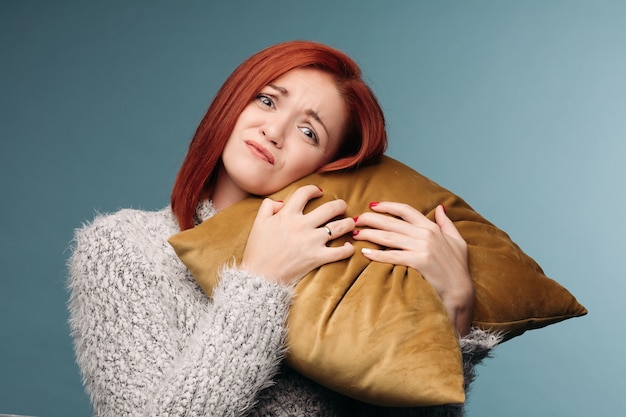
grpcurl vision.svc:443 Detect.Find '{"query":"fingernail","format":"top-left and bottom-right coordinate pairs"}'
top-left (369, 202), bottom-right (379, 208)
top-left (318, 187), bottom-right (323, 192)
top-left (353, 216), bottom-right (359, 223)
top-left (361, 247), bottom-right (372, 254)
top-left (277, 200), bottom-right (284, 203)
top-left (352, 230), bottom-right (360, 236)
top-left (441, 204), bottom-right (446, 214)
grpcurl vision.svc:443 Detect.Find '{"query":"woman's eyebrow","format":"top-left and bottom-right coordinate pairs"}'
top-left (306, 109), bottom-right (329, 137)
top-left (268, 84), bottom-right (288, 95)
top-left (268, 84), bottom-right (329, 137)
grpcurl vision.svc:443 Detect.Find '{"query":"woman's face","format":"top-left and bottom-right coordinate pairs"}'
top-left (217, 68), bottom-right (348, 205)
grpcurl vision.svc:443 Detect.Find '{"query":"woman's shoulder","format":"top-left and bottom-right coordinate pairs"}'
top-left (73, 206), bottom-right (179, 254)
top-left (79, 205), bottom-right (175, 232)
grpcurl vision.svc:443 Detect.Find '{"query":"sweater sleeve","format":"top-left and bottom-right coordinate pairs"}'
top-left (67, 211), bottom-right (293, 417)
top-left (458, 327), bottom-right (501, 390)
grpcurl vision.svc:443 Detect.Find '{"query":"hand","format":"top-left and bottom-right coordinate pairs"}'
top-left (242, 185), bottom-right (356, 286)
top-left (353, 203), bottom-right (474, 336)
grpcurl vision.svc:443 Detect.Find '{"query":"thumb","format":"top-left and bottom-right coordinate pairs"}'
top-left (435, 204), bottom-right (463, 240)
top-left (257, 198), bottom-right (285, 218)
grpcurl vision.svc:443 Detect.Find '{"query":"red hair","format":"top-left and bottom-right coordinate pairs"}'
top-left (171, 40), bottom-right (387, 230)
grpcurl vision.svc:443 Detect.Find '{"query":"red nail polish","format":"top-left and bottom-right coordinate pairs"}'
top-left (353, 216), bottom-right (359, 223)
top-left (441, 204), bottom-right (446, 214)
top-left (369, 202), bottom-right (379, 208)
top-left (318, 186), bottom-right (323, 192)
top-left (352, 230), bottom-right (360, 236)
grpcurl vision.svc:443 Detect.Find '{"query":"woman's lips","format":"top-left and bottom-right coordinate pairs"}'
top-left (245, 140), bottom-right (275, 165)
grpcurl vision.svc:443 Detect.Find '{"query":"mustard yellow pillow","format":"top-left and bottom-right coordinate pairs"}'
top-left (168, 156), bottom-right (587, 407)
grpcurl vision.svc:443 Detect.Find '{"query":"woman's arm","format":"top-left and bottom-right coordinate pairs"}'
top-left (68, 210), bottom-right (292, 417)
top-left (353, 203), bottom-right (474, 335)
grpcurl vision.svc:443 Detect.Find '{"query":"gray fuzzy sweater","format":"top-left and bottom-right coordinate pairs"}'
top-left (68, 201), bottom-right (499, 417)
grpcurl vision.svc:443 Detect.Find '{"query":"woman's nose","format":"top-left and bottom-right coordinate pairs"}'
top-left (260, 117), bottom-right (286, 148)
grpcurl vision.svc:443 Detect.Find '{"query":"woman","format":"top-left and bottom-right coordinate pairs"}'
top-left (68, 40), bottom-right (498, 417)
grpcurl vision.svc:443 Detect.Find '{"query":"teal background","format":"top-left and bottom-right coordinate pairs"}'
top-left (1, 1), bottom-right (624, 416)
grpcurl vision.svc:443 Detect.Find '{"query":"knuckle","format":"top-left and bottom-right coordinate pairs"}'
top-left (333, 198), bottom-right (347, 210)
top-left (358, 212), bottom-right (374, 223)
top-left (380, 218), bottom-right (395, 231)
top-left (325, 199), bottom-right (346, 213)
top-left (379, 230), bottom-right (394, 244)
top-left (423, 226), bottom-right (439, 239)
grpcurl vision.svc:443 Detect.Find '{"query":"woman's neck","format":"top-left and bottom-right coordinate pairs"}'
top-left (211, 166), bottom-right (249, 211)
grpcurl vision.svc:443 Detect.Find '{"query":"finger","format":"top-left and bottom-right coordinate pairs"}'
top-left (322, 225), bottom-right (334, 242)
top-left (355, 211), bottom-right (421, 236)
top-left (367, 202), bottom-right (431, 226)
top-left (352, 227), bottom-right (417, 251)
top-left (282, 185), bottom-right (323, 213)
top-left (306, 198), bottom-right (349, 227)
top-left (256, 198), bottom-right (284, 219)
top-left (434, 205), bottom-right (463, 240)
top-left (320, 242), bottom-right (355, 264)
top-left (324, 217), bottom-right (356, 241)
top-left (360, 247), bottom-right (415, 266)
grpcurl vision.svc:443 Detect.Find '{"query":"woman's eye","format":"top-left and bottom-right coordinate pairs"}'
top-left (300, 127), bottom-right (319, 144)
top-left (257, 94), bottom-right (274, 108)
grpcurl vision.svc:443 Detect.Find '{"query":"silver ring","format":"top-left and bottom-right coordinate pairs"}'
top-left (324, 226), bottom-right (332, 241)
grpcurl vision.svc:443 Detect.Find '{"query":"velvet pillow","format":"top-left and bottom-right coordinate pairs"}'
top-left (168, 156), bottom-right (587, 407)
